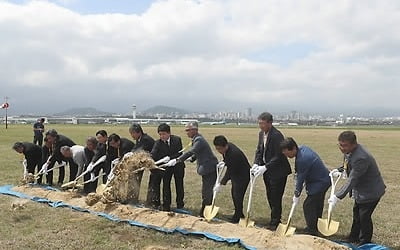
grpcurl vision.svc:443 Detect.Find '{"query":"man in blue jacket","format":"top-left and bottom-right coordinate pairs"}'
top-left (280, 137), bottom-right (330, 235)
top-left (329, 131), bottom-right (386, 246)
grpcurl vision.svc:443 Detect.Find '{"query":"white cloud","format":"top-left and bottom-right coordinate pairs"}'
top-left (1, 0), bottom-right (400, 115)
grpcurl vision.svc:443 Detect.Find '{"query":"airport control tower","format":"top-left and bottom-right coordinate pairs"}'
top-left (132, 104), bottom-right (137, 119)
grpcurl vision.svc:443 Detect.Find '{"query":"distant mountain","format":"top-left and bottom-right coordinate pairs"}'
top-left (53, 107), bottom-right (113, 117)
top-left (142, 105), bottom-right (190, 115)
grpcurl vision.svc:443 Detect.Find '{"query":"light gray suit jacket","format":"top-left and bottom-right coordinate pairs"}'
top-left (335, 144), bottom-right (386, 203)
top-left (178, 134), bottom-right (218, 176)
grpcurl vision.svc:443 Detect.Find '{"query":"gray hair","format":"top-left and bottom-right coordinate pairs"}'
top-left (60, 146), bottom-right (71, 154)
top-left (185, 121), bottom-right (198, 130)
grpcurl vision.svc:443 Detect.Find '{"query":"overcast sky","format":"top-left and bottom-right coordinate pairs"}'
top-left (1, 0), bottom-right (400, 116)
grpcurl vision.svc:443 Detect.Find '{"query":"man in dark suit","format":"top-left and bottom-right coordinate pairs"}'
top-left (329, 131), bottom-right (386, 246)
top-left (213, 135), bottom-right (250, 223)
top-left (165, 121), bottom-right (218, 216)
top-left (12, 142), bottom-right (42, 183)
top-left (83, 136), bottom-right (98, 193)
top-left (90, 130), bottom-right (111, 184)
top-left (33, 118), bottom-right (45, 146)
top-left (150, 123), bottom-right (185, 211)
top-left (107, 133), bottom-right (135, 160)
top-left (45, 129), bottom-right (77, 185)
top-left (251, 112), bottom-right (292, 230)
top-left (129, 123), bottom-right (155, 204)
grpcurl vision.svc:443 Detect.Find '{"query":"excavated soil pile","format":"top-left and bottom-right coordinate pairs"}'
top-left (12, 185), bottom-right (348, 250)
top-left (101, 151), bottom-right (158, 204)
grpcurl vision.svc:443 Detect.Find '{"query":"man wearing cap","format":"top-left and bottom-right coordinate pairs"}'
top-left (164, 121), bottom-right (218, 216)
top-left (33, 118), bottom-right (45, 146)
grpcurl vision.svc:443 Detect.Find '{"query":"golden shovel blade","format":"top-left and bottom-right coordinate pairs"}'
top-left (203, 205), bottom-right (219, 221)
top-left (317, 218), bottom-right (340, 236)
top-left (239, 217), bottom-right (255, 228)
top-left (61, 180), bottom-right (77, 188)
top-left (96, 184), bottom-right (107, 194)
top-left (276, 223), bottom-right (296, 236)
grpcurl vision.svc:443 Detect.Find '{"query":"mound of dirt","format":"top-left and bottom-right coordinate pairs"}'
top-left (102, 151), bottom-right (158, 204)
top-left (13, 185), bottom-right (349, 250)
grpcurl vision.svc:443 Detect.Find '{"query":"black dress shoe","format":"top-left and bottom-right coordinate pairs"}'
top-left (266, 223), bottom-right (279, 230)
top-left (345, 236), bottom-right (360, 244)
top-left (162, 205), bottom-right (171, 212)
top-left (230, 217), bottom-right (240, 223)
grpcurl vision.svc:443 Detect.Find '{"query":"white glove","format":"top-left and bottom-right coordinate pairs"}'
top-left (40, 162), bottom-right (48, 175)
top-left (86, 162), bottom-right (94, 172)
top-left (107, 172), bottom-right (114, 182)
top-left (23, 167), bottom-right (28, 178)
top-left (155, 156), bottom-right (170, 165)
top-left (329, 169), bottom-right (342, 178)
top-left (217, 161), bottom-right (225, 171)
top-left (328, 195), bottom-right (339, 207)
top-left (165, 159), bottom-right (177, 167)
top-left (251, 165), bottom-right (267, 177)
top-left (213, 183), bottom-right (221, 193)
top-left (111, 158), bottom-right (120, 167)
top-left (250, 164), bottom-right (258, 175)
top-left (89, 172), bottom-right (96, 182)
top-left (292, 195), bottom-right (300, 205)
top-left (122, 152), bottom-right (133, 159)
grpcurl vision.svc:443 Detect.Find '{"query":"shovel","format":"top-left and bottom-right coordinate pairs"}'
top-left (75, 173), bottom-right (106, 188)
top-left (203, 162), bottom-right (226, 221)
top-left (239, 172), bottom-right (257, 227)
top-left (34, 161), bottom-right (65, 180)
top-left (276, 201), bottom-right (297, 236)
top-left (317, 172), bottom-right (342, 236)
top-left (61, 155), bottom-right (107, 188)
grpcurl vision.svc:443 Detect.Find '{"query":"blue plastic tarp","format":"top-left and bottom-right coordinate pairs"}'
top-left (0, 185), bottom-right (391, 250)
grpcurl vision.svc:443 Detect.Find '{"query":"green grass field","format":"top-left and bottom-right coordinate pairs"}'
top-left (0, 124), bottom-right (399, 249)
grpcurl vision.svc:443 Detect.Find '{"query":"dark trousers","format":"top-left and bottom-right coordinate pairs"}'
top-left (83, 166), bottom-right (100, 194)
top-left (231, 178), bottom-right (249, 219)
top-left (263, 175), bottom-right (288, 225)
top-left (349, 199), bottom-right (380, 244)
top-left (200, 171), bottom-right (217, 215)
top-left (68, 159), bottom-right (78, 182)
top-left (46, 158), bottom-right (78, 185)
top-left (101, 161), bottom-right (111, 184)
top-left (27, 158), bottom-right (42, 184)
top-left (33, 135), bottom-right (43, 146)
top-left (163, 164), bottom-right (185, 209)
top-left (46, 163), bottom-right (65, 185)
top-left (146, 170), bottom-right (164, 207)
top-left (303, 188), bottom-right (329, 233)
